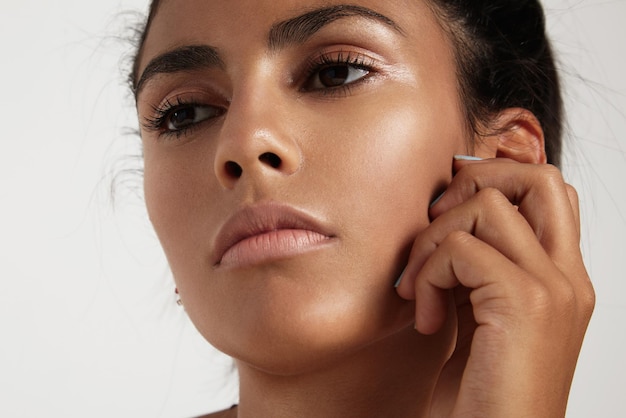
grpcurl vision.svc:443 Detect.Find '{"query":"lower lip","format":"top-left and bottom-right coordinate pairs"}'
top-left (218, 229), bottom-right (333, 268)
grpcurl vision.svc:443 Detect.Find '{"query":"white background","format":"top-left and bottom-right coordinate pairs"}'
top-left (1, 1), bottom-right (624, 417)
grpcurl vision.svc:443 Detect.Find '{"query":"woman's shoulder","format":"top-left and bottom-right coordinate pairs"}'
top-left (196, 405), bottom-right (238, 418)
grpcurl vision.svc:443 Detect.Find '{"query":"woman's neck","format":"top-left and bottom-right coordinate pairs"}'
top-left (235, 324), bottom-right (453, 418)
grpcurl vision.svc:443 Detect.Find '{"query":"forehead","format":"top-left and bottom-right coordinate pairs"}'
top-left (150, 0), bottom-right (424, 30)
top-left (139, 0), bottom-right (446, 69)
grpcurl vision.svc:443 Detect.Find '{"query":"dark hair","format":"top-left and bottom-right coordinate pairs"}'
top-left (130, 0), bottom-right (563, 166)
top-left (130, 0), bottom-right (162, 95)
top-left (427, 0), bottom-right (563, 166)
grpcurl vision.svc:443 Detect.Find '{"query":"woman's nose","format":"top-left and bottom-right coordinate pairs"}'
top-left (213, 90), bottom-right (302, 189)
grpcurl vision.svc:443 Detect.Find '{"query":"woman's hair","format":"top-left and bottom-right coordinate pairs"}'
top-left (427, 0), bottom-right (563, 166)
top-left (130, 0), bottom-right (563, 166)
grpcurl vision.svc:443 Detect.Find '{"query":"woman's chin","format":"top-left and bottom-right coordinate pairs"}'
top-left (203, 288), bottom-right (417, 377)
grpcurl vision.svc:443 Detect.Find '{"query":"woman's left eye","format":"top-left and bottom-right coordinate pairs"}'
top-left (306, 64), bottom-right (370, 90)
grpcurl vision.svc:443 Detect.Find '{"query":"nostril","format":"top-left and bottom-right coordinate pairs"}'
top-left (259, 152), bottom-right (282, 169)
top-left (225, 161), bottom-right (243, 178)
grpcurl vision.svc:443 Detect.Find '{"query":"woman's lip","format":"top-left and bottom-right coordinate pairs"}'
top-left (213, 203), bottom-right (336, 268)
top-left (219, 229), bottom-right (333, 267)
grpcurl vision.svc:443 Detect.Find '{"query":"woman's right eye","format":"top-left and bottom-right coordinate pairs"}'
top-left (164, 105), bottom-right (221, 132)
top-left (144, 100), bottom-right (224, 137)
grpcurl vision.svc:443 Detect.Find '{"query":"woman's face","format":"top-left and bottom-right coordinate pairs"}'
top-left (136, 0), bottom-right (468, 373)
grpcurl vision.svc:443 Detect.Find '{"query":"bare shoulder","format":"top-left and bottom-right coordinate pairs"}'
top-left (196, 406), bottom-right (238, 418)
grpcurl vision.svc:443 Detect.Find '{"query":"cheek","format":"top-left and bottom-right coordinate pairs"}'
top-left (305, 87), bottom-right (465, 229)
top-left (291, 88), bottom-right (467, 308)
top-left (139, 84), bottom-right (467, 374)
top-left (144, 152), bottom-right (185, 248)
top-left (142, 144), bottom-right (218, 271)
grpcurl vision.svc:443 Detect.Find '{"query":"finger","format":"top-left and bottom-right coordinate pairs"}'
top-left (430, 159), bottom-right (580, 263)
top-left (396, 187), bottom-right (553, 300)
top-left (564, 183), bottom-right (581, 240)
top-left (429, 286), bottom-right (474, 415)
top-left (413, 230), bottom-right (534, 334)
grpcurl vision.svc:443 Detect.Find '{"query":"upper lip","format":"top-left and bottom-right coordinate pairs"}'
top-left (212, 202), bottom-right (335, 266)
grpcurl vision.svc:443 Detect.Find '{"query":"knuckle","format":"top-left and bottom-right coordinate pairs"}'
top-left (555, 281), bottom-right (578, 313)
top-left (564, 183), bottom-right (581, 216)
top-left (454, 161), bottom-right (483, 184)
top-left (538, 164), bottom-right (565, 189)
top-left (578, 281), bottom-right (596, 319)
top-left (520, 280), bottom-right (553, 315)
top-left (475, 187), bottom-right (509, 208)
top-left (523, 275), bottom-right (596, 322)
top-left (540, 163), bottom-right (563, 180)
top-left (442, 230), bottom-right (474, 248)
top-left (515, 274), bottom-right (572, 317)
top-left (564, 183), bottom-right (579, 201)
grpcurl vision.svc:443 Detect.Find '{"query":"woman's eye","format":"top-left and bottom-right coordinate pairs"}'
top-left (165, 105), bottom-right (221, 132)
top-left (308, 64), bottom-right (370, 90)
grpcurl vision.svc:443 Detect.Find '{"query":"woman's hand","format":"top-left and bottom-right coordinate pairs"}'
top-left (395, 157), bottom-right (595, 417)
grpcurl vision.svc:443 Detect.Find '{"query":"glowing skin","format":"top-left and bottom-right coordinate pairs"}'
top-left (137, 0), bottom-right (465, 368)
top-left (135, 1), bottom-right (594, 417)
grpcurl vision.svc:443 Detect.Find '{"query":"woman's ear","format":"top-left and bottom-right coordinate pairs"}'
top-left (473, 108), bottom-right (547, 164)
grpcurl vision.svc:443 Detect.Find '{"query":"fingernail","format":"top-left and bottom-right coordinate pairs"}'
top-left (429, 191), bottom-right (445, 208)
top-left (394, 267), bottom-right (406, 288)
top-left (453, 155), bottom-right (483, 161)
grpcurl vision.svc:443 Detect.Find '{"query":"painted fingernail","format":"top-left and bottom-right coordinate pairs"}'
top-left (429, 191), bottom-right (445, 208)
top-left (453, 155), bottom-right (483, 161)
top-left (394, 267), bottom-right (406, 288)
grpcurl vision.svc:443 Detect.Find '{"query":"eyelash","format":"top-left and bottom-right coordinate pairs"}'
top-left (143, 51), bottom-right (377, 139)
top-left (302, 51), bottom-right (376, 96)
top-left (142, 97), bottom-right (217, 139)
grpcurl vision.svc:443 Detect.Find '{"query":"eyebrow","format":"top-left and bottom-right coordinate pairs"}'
top-left (268, 4), bottom-right (404, 50)
top-left (134, 45), bottom-right (223, 96)
top-left (134, 5), bottom-right (403, 96)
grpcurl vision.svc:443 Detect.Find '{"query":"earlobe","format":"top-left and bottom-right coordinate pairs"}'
top-left (474, 108), bottom-right (547, 164)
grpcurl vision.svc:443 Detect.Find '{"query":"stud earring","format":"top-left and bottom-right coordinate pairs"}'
top-left (175, 288), bottom-right (183, 306)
